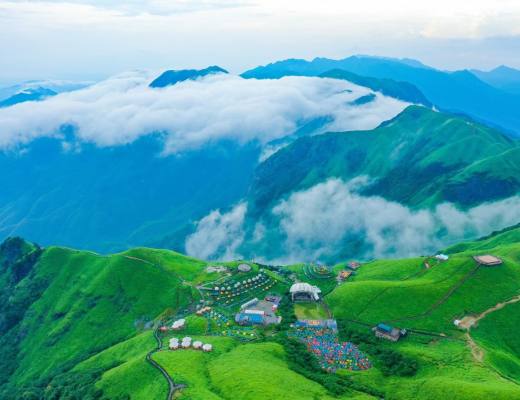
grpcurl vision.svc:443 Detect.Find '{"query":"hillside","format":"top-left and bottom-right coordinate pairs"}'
top-left (221, 105), bottom-right (520, 262)
top-left (242, 55), bottom-right (520, 137)
top-left (0, 136), bottom-right (259, 253)
top-left (249, 105), bottom-right (520, 213)
top-left (0, 71), bottom-right (416, 255)
top-left (0, 227), bottom-right (520, 399)
top-left (320, 69), bottom-right (431, 107)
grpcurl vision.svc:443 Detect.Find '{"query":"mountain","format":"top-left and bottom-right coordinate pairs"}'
top-left (0, 136), bottom-right (259, 253)
top-left (0, 72), bottom-right (413, 256)
top-left (149, 66), bottom-right (228, 88)
top-left (248, 106), bottom-right (520, 213)
top-left (220, 105), bottom-right (520, 262)
top-left (0, 87), bottom-right (57, 108)
top-left (242, 55), bottom-right (520, 137)
top-left (1, 226), bottom-right (520, 399)
top-left (0, 80), bottom-right (91, 102)
top-left (320, 69), bottom-right (431, 107)
top-left (471, 65), bottom-right (520, 95)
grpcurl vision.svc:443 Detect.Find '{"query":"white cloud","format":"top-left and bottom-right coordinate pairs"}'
top-left (0, 73), bottom-right (408, 151)
top-left (186, 178), bottom-right (520, 263)
top-left (272, 179), bottom-right (520, 262)
top-left (185, 202), bottom-right (247, 260)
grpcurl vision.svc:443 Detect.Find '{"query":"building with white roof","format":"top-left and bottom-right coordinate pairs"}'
top-left (290, 282), bottom-right (321, 302)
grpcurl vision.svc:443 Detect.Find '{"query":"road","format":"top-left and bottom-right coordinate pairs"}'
top-left (146, 325), bottom-right (186, 400)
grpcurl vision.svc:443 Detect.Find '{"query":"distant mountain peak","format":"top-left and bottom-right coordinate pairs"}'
top-left (149, 65), bottom-right (228, 88)
top-left (0, 86), bottom-right (57, 108)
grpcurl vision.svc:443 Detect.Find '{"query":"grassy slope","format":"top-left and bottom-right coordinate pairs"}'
top-left (3, 229), bottom-right (520, 399)
top-left (156, 339), bottom-right (372, 400)
top-left (324, 227), bottom-right (520, 398)
top-left (471, 301), bottom-right (520, 382)
top-left (249, 106), bottom-right (520, 215)
top-left (76, 332), bottom-right (167, 400)
top-left (3, 245), bottom-right (209, 394)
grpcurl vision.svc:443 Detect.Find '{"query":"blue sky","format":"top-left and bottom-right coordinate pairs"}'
top-left (1, 0), bottom-right (520, 84)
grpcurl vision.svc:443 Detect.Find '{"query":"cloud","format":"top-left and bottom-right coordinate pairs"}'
top-left (0, 72), bottom-right (408, 152)
top-left (272, 179), bottom-right (520, 262)
top-left (186, 178), bottom-right (520, 263)
top-left (185, 202), bottom-right (247, 260)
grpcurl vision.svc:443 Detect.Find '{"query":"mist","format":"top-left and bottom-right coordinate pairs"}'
top-left (186, 178), bottom-right (520, 263)
top-left (0, 72), bottom-right (408, 152)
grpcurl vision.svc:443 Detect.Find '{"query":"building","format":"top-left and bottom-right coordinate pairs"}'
top-left (235, 311), bottom-right (265, 326)
top-left (372, 323), bottom-right (406, 342)
top-left (240, 298), bottom-right (259, 311)
top-left (265, 295), bottom-right (282, 311)
top-left (290, 282), bottom-right (321, 302)
top-left (206, 265), bottom-right (228, 273)
top-left (235, 299), bottom-right (282, 326)
top-left (348, 261), bottom-right (362, 271)
top-left (337, 270), bottom-right (352, 282)
top-left (435, 254), bottom-right (449, 261)
top-left (473, 255), bottom-right (503, 266)
top-left (238, 263), bottom-right (252, 272)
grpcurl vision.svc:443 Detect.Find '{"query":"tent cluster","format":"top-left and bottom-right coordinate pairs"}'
top-left (169, 336), bottom-right (213, 352)
top-left (211, 273), bottom-right (275, 305)
top-left (288, 327), bottom-right (371, 372)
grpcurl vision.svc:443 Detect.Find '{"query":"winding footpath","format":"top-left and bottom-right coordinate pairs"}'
top-left (465, 293), bottom-right (520, 363)
top-left (123, 255), bottom-right (191, 399)
top-left (145, 326), bottom-right (184, 400)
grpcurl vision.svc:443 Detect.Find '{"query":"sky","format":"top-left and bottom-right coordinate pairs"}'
top-left (1, 0), bottom-right (520, 84)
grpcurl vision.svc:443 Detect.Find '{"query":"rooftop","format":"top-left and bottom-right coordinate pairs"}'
top-left (473, 255), bottom-right (503, 266)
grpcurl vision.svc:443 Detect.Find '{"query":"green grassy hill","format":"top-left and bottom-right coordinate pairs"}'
top-left (1, 228), bottom-right (520, 399)
top-left (249, 105), bottom-right (520, 215)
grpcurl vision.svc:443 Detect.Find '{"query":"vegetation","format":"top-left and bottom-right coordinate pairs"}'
top-left (338, 325), bottom-right (418, 377)
top-left (1, 226), bottom-right (520, 399)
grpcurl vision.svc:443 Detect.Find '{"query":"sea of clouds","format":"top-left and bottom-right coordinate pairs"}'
top-left (0, 71), bottom-right (408, 152)
top-left (186, 178), bottom-right (520, 263)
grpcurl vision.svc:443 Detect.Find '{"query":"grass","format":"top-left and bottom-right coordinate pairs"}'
top-left (76, 332), bottom-right (167, 400)
top-left (3, 228), bottom-right (520, 399)
top-left (0, 244), bottom-right (212, 396)
top-left (294, 302), bottom-right (329, 320)
top-left (472, 300), bottom-right (520, 382)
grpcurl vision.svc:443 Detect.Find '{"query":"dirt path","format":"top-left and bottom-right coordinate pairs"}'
top-left (465, 332), bottom-right (484, 363)
top-left (463, 293), bottom-right (520, 363)
top-left (466, 294), bottom-right (520, 328)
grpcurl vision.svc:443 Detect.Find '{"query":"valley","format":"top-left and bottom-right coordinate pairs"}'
top-left (1, 225), bottom-right (520, 399)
